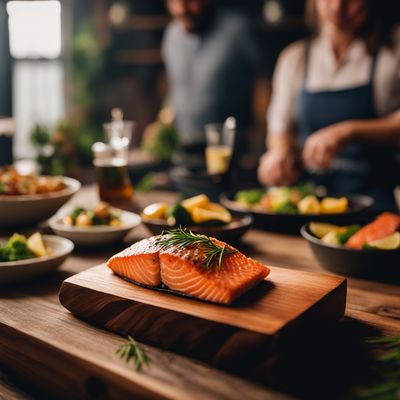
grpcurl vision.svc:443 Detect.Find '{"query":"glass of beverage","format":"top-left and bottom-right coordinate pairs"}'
top-left (205, 117), bottom-right (236, 184)
top-left (92, 110), bottom-right (135, 207)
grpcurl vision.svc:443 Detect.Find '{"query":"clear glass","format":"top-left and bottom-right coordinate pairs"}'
top-left (92, 120), bottom-right (135, 204)
top-left (205, 119), bottom-right (235, 177)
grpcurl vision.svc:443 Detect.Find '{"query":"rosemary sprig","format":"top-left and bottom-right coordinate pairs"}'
top-left (116, 336), bottom-right (150, 371)
top-left (156, 227), bottom-right (236, 270)
top-left (357, 336), bottom-right (400, 399)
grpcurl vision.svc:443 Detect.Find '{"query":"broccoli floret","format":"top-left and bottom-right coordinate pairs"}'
top-left (235, 189), bottom-right (266, 205)
top-left (0, 234), bottom-right (35, 261)
top-left (275, 201), bottom-right (297, 214)
top-left (168, 203), bottom-right (193, 226)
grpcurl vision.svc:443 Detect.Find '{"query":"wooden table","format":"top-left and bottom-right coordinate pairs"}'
top-left (0, 187), bottom-right (399, 400)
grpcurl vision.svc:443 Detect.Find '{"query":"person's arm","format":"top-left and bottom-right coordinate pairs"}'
top-left (302, 113), bottom-right (400, 171)
top-left (348, 113), bottom-right (400, 143)
top-left (258, 43), bottom-right (304, 186)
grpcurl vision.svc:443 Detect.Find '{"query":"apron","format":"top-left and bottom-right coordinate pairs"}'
top-left (298, 43), bottom-right (399, 211)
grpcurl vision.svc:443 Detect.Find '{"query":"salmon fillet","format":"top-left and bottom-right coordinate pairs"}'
top-left (346, 212), bottom-right (400, 249)
top-left (159, 239), bottom-right (269, 304)
top-left (106, 235), bottom-right (270, 304)
top-left (107, 236), bottom-right (161, 286)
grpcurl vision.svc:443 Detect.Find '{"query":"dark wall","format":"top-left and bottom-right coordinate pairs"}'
top-left (0, 1), bottom-right (12, 116)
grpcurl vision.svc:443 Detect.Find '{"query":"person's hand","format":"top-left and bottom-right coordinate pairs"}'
top-left (257, 148), bottom-right (301, 187)
top-left (302, 122), bottom-right (353, 171)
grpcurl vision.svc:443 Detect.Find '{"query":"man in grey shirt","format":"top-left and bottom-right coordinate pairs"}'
top-left (162, 0), bottom-right (259, 166)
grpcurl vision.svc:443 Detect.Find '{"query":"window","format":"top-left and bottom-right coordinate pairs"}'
top-left (7, 0), bottom-right (64, 159)
top-left (7, 0), bottom-right (61, 59)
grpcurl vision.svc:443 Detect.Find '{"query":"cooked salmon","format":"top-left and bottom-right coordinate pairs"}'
top-left (107, 236), bottom-right (161, 286)
top-left (346, 212), bottom-right (400, 249)
top-left (106, 235), bottom-right (270, 304)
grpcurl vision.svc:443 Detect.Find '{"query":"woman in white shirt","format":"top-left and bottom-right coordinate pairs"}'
top-left (258, 0), bottom-right (400, 211)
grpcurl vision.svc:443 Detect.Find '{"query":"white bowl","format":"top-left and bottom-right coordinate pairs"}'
top-left (0, 235), bottom-right (74, 284)
top-left (49, 208), bottom-right (141, 246)
top-left (0, 176), bottom-right (81, 227)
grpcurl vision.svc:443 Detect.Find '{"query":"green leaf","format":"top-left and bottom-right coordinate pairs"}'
top-left (235, 189), bottom-right (265, 205)
top-left (336, 225), bottom-right (361, 245)
top-left (116, 336), bottom-right (150, 371)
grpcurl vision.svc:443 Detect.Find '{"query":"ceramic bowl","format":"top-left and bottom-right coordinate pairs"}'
top-left (220, 191), bottom-right (374, 235)
top-left (0, 177), bottom-right (81, 227)
top-left (142, 213), bottom-right (253, 243)
top-left (49, 208), bottom-right (141, 246)
top-left (0, 235), bottom-right (74, 284)
top-left (301, 223), bottom-right (400, 283)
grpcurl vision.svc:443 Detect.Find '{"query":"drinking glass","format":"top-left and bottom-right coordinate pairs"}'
top-left (92, 118), bottom-right (135, 205)
top-left (205, 117), bottom-right (236, 182)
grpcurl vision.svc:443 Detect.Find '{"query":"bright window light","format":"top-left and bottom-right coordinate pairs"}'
top-left (7, 1), bottom-right (61, 59)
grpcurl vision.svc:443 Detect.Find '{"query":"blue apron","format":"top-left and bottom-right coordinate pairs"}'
top-left (298, 43), bottom-right (398, 211)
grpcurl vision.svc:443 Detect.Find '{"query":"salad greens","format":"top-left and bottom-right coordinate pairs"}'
top-left (0, 234), bottom-right (35, 262)
top-left (275, 201), bottom-right (297, 214)
top-left (235, 189), bottom-right (265, 205)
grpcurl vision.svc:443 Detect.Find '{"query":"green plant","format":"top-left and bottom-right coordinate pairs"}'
top-left (142, 122), bottom-right (179, 161)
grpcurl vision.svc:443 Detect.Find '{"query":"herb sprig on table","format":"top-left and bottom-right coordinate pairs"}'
top-left (156, 227), bottom-right (237, 270)
top-left (357, 336), bottom-right (400, 399)
top-left (116, 336), bottom-right (150, 371)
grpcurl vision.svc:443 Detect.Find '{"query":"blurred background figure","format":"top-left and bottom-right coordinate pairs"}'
top-left (258, 0), bottom-right (400, 211)
top-left (162, 0), bottom-right (260, 169)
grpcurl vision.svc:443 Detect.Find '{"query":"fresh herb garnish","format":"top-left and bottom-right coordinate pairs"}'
top-left (336, 224), bottom-right (361, 245)
top-left (116, 336), bottom-right (150, 371)
top-left (156, 227), bottom-right (236, 270)
top-left (357, 336), bottom-right (400, 399)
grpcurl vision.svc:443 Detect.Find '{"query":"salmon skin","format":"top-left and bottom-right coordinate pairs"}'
top-left (346, 212), bottom-right (400, 249)
top-left (107, 235), bottom-right (270, 304)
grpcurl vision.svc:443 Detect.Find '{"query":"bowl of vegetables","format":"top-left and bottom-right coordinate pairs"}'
top-left (0, 232), bottom-right (74, 284)
top-left (141, 194), bottom-right (253, 243)
top-left (0, 166), bottom-right (81, 227)
top-left (301, 212), bottom-right (400, 282)
top-left (49, 202), bottom-right (141, 246)
top-left (220, 185), bottom-right (373, 234)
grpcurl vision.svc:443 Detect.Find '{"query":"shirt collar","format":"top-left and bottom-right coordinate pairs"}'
top-left (316, 30), bottom-right (367, 70)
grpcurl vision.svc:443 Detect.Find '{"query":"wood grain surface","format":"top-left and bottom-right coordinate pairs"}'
top-left (60, 264), bottom-right (346, 335)
top-left (0, 187), bottom-right (399, 400)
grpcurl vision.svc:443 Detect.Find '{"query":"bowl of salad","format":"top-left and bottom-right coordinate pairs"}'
top-left (0, 232), bottom-right (74, 284)
top-left (301, 212), bottom-right (400, 282)
top-left (0, 166), bottom-right (81, 227)
top-left (141, 194), bottom-right (253, 243)
top-left (220, 184), bottom-right (373, 234)
top-left (49, 202), bottom-right (141, 246)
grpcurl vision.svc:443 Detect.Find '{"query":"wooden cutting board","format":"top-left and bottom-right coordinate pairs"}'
top-left (59, 264), bottom-right (346, 383)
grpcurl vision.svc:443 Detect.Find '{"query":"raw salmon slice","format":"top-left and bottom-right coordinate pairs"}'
top-left (159, 238), bottom-right (269, 304)
top-left (107, 236), bottom-right (161, 286)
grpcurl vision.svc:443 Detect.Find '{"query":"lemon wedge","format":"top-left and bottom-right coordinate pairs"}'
top-left (321, 231), bottom-right (340, 245)
top-left (298, 195), bottom-right (321, 214)
top-left (142, 202), bottom-right (169, 219)
top-left (181, 194), bottom-right (210, 212)
top-left (191, 206), bottom-right (232, 224)
top-left (27, 232), bottom-right (48, 257)
top-left (320, 197), bottom-right (348, 214)
top-left (368, 232), bottom-right (400, 250)
top-left (309, 222), bottom-right (348, 239)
